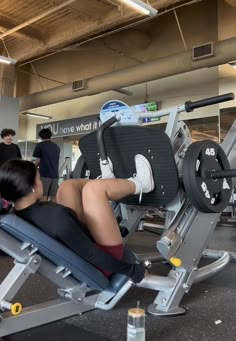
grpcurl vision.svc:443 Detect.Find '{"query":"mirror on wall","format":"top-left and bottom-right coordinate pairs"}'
top-left (186, 116), bottom-right (220, 142)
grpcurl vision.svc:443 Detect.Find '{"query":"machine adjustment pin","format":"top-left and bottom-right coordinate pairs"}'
top-left (170, 257), bottom-right (182, 267)
top-left (11, 303), bottom-right (23, 316)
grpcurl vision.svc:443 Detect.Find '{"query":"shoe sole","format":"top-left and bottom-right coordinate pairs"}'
top-left (135, 154), bottom-right (155, 192)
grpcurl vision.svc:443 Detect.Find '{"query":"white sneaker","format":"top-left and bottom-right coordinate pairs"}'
top-left (130, 154), bottom-right (155, 203)
top-left (99, 157), bottom-right (115, 179)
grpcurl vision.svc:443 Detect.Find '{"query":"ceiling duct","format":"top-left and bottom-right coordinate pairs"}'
top-left (224, 0), bottom-right (236, 7)
top-left (72, 79), bottom-right (86, 92)
top-left (19, 36), bottom-right (236, 111)
top-left (192, 42), bottom-right (214, 61)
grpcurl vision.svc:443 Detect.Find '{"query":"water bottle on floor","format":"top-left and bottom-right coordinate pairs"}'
top-left (127, 301), bottom-right (145, 341)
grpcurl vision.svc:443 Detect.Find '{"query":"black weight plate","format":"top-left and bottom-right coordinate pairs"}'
top-left (183, 141), bottom-right (211, 212)
top-left (182, 140), bottom-right (232, 213)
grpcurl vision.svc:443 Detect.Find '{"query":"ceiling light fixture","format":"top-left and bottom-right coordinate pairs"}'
top-left (22, 112), bottom-right (52, 119)
top-left (228, 61), bottom-right (236, 69)
top-left (119, 0), bottom-right (157, 16)
top-left (0, 56), bottom-right (16, 65)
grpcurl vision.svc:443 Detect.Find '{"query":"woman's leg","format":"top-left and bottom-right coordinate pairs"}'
top-left (82, 178), bottom-right (137, 276)
top-left (56, 178), bottom-right (90, 224)
top-left (82, 154), bottom-right (155, 246)
top-left (82, 179), bottom-right (135, 246)
top-left (56, 156), bottom-right (115, 218)
top-left (57, 154), bottom-right (154, 246)
top-left (57, 154), bottom-right (154, 276)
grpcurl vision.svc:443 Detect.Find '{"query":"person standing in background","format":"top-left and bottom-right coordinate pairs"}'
top-left (0, 128), bottom-right (22, 215)
top-left (33, 128), bottom-right (60, 202)
top-left (0, 129), bottom-right (22, 167)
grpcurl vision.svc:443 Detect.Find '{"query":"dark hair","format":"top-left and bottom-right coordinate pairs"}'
top-left (39, 128), bottom-right (52, 140)
top-left (1, 129), bottom-right (16, 139)
top-left (0, 159), bottom-right (37, 202)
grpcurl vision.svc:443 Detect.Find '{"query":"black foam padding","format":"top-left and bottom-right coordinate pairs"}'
top-left (80, 126), bottom-right (179, 207)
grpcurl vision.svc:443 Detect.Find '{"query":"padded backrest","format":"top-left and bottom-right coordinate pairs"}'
top-left (80, 125), bottom-right (179, 207)
top-left (0, 214), bottom-right (109, 291)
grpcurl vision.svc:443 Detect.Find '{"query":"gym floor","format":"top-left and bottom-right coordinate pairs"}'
top-left (1, 222), bottom-right (236, 341)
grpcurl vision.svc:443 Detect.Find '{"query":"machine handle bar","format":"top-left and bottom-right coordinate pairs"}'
top-left (211, 169), bottom-right (236, 179)
top-left (97, 116), bottom-right (118, 162)
top-left (185, 92), bottom-right (235, 112)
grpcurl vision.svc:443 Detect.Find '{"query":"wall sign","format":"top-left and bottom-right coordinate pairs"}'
top-left (36, 114), bottom-right (100, 138)
top-left (35, 101), bottom-right (159, 138)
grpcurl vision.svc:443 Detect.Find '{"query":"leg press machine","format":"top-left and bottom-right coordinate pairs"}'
top-left (0, 93), bottom-right (236, 336)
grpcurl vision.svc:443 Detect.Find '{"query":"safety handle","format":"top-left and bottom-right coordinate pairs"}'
top-left (96, 116), bottom-right (118, 162)
top-left (185, 92), bottom-right (235, 112)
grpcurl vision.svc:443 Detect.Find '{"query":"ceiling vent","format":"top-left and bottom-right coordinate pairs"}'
top-left (192, 42), bottom-right (214, 61)
top-left (72, 79), bottom-right (86, 92)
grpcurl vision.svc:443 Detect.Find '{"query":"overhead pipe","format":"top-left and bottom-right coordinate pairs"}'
top-left (19, 36), bottom-right (236, 111)
top-left (224, 0), bottom-right (236, 7)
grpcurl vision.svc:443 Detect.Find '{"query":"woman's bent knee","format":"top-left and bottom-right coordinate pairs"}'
top-left (82, 180), bottom-right (107, 201)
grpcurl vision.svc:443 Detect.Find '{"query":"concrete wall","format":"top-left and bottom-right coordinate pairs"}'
top-left (0, 96), bottom-right (19, 140)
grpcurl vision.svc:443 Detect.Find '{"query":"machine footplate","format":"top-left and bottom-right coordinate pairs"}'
top-left (147, 304), bottom-right (186, 317)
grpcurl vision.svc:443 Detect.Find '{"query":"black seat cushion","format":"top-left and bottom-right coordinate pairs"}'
top-left (0, 214), bottom-right (109, 291)
top-left (80, 125), bottom-right (179, 207)
top-left (0, 215), bottom-right (137, 293)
